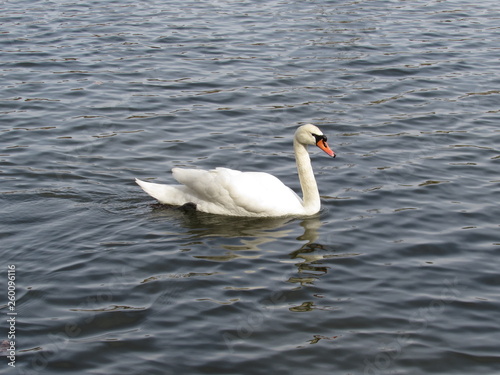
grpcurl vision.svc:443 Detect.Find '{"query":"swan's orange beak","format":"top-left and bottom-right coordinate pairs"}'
top-left (316, 138), bottom-right (336, 158)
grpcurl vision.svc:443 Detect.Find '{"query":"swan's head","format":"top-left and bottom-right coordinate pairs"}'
top-left (295, 124), bottom-right (336, 157)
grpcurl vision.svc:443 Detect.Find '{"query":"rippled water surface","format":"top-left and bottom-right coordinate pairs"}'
top-left (1, 0), bottom-right (500, 374)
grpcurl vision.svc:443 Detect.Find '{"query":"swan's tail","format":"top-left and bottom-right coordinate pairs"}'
top-left (135, 178), bottom-right (162, 202)
top-left (135, 178), bottom-right (185, 205)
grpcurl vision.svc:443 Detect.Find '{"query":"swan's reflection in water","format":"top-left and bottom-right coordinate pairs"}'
top-left (150, 203), bottom-right (319, 240)
top-left (149, 204), bottom-right (343, 278)
top-left (148, 205), bottom-right (359, 318)
top-left (150, 204), bottom-right (298, 258)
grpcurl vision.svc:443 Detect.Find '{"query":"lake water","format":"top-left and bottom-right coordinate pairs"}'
top-left (1, 0), bottom-right (499, 374)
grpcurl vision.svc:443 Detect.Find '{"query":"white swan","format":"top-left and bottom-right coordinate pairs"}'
top-left (135, 124), bottom-right (335, 217)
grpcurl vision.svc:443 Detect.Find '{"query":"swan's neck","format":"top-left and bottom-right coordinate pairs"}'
top-left (294, 139), bottom-right (320, 215)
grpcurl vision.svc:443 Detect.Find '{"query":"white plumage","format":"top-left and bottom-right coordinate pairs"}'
top-left (135, 124), bottom-right (335, 217)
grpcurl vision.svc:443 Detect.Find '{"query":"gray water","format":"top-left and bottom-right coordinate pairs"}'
top-left (1, 0), bottom-right (499, 374)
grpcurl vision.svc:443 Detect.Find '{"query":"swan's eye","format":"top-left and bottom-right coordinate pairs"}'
top-left (313, 133), bottom-right (327, 143)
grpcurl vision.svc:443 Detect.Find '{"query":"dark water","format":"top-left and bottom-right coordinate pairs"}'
top-left (1, 0), bottom-right (499, 374)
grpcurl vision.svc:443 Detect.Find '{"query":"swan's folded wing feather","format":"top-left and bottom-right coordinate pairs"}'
top-left (225, 170), bottom-right (303, 214)
top-left (172, 167), bottom-right (233, 202)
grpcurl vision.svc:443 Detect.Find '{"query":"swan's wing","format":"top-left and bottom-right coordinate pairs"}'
top-left (172, 167), bottom-right (303, 216)
top-left (171, 167), bottom-right (234, 203)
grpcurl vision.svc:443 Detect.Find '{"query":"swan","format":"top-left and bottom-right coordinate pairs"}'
top-left (135, 124), bottom-right (335, 217)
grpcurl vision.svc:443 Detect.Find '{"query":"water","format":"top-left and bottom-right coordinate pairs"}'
top-left (1, 0), bottom-right (499, 374)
